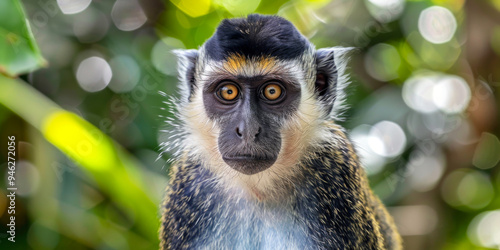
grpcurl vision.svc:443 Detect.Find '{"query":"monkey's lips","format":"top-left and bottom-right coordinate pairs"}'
top-left (222, 155), bottom-right (276, 175)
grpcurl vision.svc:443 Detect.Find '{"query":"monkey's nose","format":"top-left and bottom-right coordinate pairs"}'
top-left (235, 123), bottom-right (261, 140)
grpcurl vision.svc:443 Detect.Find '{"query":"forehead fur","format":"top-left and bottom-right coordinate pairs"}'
top-left (222, 54), bottom-right (277, 76)
top-left (204, 14), bottom-right (309, 61)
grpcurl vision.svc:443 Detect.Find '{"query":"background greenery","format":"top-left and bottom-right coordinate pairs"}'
top-left (0, 0), bottom-right (499, 249)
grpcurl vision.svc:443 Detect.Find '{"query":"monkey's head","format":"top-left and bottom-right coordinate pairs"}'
top-left (170, 14), bottom-right (350, 194)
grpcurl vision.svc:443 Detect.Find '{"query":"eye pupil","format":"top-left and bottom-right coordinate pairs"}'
top-left (227, 89), bottom-right (233, 94)
top-left (269, 89), bottom-right (275, 94)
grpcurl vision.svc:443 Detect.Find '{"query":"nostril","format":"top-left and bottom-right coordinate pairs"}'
top-left (236, 127), bottom-right (242, 138)
top-left (255, 127), bottom-right (262, 137)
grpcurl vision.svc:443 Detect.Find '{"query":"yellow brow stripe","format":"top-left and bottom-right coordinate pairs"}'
top-left (222, 54), bottom-right (277, 76)
top-left (223, 54), bottom-right (246, 75)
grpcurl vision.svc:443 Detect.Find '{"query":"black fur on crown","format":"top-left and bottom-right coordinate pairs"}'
top-left (204, 14), bottom-right (309, 61)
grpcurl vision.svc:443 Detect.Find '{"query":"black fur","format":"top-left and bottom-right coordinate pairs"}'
top-left (204, 14), bottom-right (309, 61)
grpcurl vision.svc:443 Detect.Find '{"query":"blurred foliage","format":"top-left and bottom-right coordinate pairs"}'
top-left (0, 0), bottom-right (499, 249)
top-left (0, 0), bottom-right (46, 76)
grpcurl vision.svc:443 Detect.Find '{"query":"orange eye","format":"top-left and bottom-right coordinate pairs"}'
top-left (263, 84), bottom-right (282, 101)
top-left (218, 84), bottom-right (239, 101)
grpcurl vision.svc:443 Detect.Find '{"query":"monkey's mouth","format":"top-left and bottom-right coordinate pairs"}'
top-left (222, 154), bottom-right (276, 175)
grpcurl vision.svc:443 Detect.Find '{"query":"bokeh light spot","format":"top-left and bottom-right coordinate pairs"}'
top-left (407, 148), bottom-right (446, 192)
top-left (403, 74), bottom-right (470, 114)
top-left (369, 121), bottom-right (406, 158)
top-left (441, 169), bottom-right (494, 210)
top-left (350, 125), bottom-right (387, 175)
top-left (468, 210), bottom-right (500, 249)
top-left (432, 75), bottom-right (470, 113)
top-left (365, 0), bottom-right (405, 23)
top-left (76, 56), bottom-right (112, 92)
top-left (111, 0), bottom-right (148, 32)
top-left (472, 132), bottom-right (500, 170)
top-left (418, 6), bottom-right (457, 44)
top-left (403, 75), bottom-right (439, 113)
top-left (57, 0), bottom-right (91, 15)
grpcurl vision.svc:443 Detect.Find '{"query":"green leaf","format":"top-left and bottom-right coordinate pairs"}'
top-left (0, 0), bottom-right (47, 77)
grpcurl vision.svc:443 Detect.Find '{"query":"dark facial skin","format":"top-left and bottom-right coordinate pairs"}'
top-left (203, 73), bottom-right (301, 175)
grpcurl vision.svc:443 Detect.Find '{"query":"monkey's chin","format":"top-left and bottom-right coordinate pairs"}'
top-left (222, 156), bottom-right (276, 175)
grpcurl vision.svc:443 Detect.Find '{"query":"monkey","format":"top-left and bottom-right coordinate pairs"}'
top-left (159, 14), bottom-right (402, 250)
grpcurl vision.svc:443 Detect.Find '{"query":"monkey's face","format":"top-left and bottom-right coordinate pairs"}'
top-left (202, 63), bottom-right (301, 175)
top-left (171, 15), bottom-right (342, 190)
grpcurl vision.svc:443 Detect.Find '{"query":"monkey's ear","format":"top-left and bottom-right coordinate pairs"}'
top-left (315, 47), bottom-right (354, 117)
top-left (173, 49), bottom-right (199, 102)
top-left (315, 48), bottom-right (338, 115)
